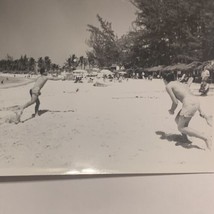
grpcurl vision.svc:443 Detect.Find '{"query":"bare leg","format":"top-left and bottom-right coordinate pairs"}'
top-left (175, 112), bottom-right (192, 143)
top-left (15, 94), bottom-right (38, 123)
top-left (187, 77), bottom-right (193, 87)
top-left (177, 116), bottom-right (212, 150)
top-left (182, 118), bottom-right (192, 144)
top-left (175, 110), bottom-right (181, 125)
top-left (35, 98), bottom-right (40, 116)
top-left (198, 106), bottom-right (213, 127)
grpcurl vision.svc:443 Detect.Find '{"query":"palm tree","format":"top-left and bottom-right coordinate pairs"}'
top-left (29, 57), bottom-right (36, 72)
top-left (44, 56), bottom-right (52, 71)
top-left (37, 57), bottom-right (44, 70)
top-left (79, 56), bottom-right (84, 69)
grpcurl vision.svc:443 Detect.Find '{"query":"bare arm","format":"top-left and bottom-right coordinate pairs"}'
top-left (166, 85), bottom-right (178, 114)
top-left (179, 74), bottom-right (185, 81)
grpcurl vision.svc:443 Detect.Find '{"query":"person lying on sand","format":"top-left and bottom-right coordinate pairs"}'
top-left (15, 68), bottom-right (65, 123)
top-left (93, 81), bottom-right (108, 87)
top-left (162, 72), bottom-right (212, 150)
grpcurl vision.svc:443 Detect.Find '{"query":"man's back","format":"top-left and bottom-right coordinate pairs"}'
top-left (167, 81), bottom-right (193, 103)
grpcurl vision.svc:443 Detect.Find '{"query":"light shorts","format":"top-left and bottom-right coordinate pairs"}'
top-left (180, 96), bottom-right (200, 118)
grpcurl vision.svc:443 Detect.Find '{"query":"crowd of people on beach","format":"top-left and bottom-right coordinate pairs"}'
top-left (1, 65), bottom-right (213, 150)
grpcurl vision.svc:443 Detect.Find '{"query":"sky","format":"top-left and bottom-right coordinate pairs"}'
top-left (0, 0), bottom-right (136, 65)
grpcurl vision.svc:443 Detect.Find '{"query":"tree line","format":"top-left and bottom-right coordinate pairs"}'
top-left (0, 54), bottom-right (89, 74)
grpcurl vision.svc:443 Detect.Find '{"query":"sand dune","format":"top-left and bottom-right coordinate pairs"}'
top-left (0, 79), bottom-right (213, 176)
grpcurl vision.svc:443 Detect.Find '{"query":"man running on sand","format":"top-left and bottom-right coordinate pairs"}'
top-left (15, 68), bottom-right (65, 123)
top-left (162, 72), bottom-right (212, 150)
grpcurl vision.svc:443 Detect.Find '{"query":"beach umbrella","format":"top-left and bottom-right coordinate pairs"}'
top-left (73, 69), bottom-right (88, 77)
top-left (92, 68), bottom-right (100, 71)
top-left (92, 71), bottom-right (98, 75)
top-left (144, 65), bottom-right (164, 72)
top-left (176, 61), bottom-right (201, 73)
top-left (73, 69), bottom-right (88, 74)
top-left (87, 71), bottom-right (98, 77)
top-left (163, 63), bottom-right (189, 72)
top-left (186, 61), bottom-right (202, 69)
top-left (100, 69), bottom-right (113, 76)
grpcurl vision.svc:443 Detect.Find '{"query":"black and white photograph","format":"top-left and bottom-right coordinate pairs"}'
top-left (0, 0), bottom-right (213, 176)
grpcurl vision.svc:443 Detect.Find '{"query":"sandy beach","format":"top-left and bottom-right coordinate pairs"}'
top-left (0, 78), bottom-right (213, 176)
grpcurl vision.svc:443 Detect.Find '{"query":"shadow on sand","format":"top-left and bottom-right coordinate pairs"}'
top-left (21, 109), bottom-right (75, 123)
top-left (156, 131), bottom-right (204, 150)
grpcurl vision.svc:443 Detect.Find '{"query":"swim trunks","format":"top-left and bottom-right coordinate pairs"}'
top-left (180, 96), bottom-right (199, 118)
top-left (30, 88), bottom-right (41, 97)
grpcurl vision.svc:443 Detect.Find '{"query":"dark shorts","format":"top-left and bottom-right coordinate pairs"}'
top-left (30, 89), bottom-right (41, 97)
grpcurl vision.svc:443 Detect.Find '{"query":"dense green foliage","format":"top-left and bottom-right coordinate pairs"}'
top-left (86, 14), bottom-right (120, 68)
top-left (0, 55), bottom-right (37, 73)
top-left (0, 54), bottom-right (85, 74)
top-left (87, 0), bottom-right (214, 68)
top-left (129, 0), bottom-right (214, 66)
top-left (0, 55), bottom-right (59, 74)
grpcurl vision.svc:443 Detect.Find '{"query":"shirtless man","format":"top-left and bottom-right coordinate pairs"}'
top-left (162, 72), bottom-right (212, 150)
top-left (15, 68), bottom-right (65, 123)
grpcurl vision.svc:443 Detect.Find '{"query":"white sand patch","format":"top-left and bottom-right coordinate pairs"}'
top-left (0, 110), bottom-right (19, 124)
top-left (0, 79), bottom-right (213, 176)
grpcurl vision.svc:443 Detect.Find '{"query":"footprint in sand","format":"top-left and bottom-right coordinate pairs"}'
top-left (0, 111), bottom-right (19, 124)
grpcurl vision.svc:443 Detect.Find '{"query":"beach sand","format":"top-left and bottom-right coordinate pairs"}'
top-left (0, 79), bottom-right (213, 176)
